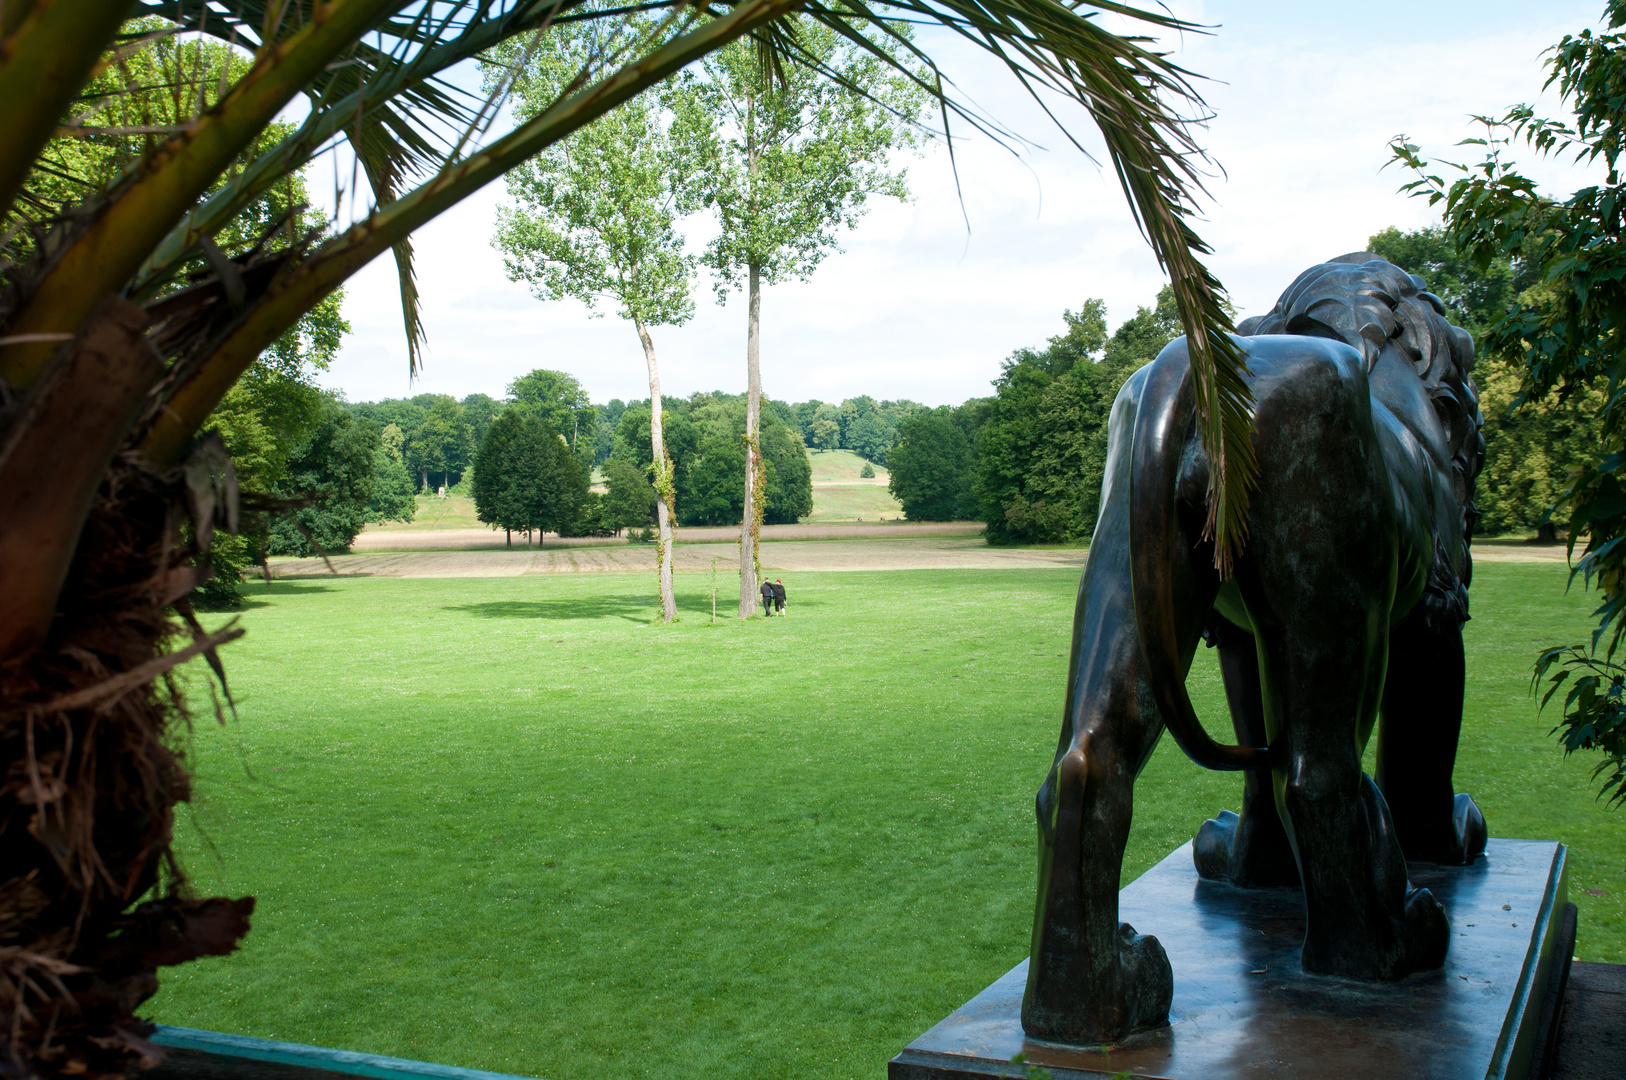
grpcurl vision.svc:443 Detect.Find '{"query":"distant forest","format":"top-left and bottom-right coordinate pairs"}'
top-left (203, 221), bottom-right (1592, 608)
top-left (341, 389), bottom-right (926, 494)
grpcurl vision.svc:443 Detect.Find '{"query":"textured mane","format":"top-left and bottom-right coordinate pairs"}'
top-left (1239, 252), bottom-right (1484, 505)
top-left (1240, 253), bottom-right (1485, 619)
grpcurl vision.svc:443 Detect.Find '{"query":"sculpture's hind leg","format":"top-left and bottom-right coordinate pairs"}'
top-left (1239, 349), bottom-right (1449, 979)
top-left (1192, 614), bottom-right (1300, 888)
top-left (1022, 367), bottom-right (1212, 1043)
top-left (1377, 606), bottom-right (1486, 864)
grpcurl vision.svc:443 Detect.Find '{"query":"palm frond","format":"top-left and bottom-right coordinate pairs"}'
top-left (773, 0), bottom-right (1257, 568)
top-left (0, 0), bottom-right (131, 219)
top-left (140, 0), bottom-right (806, 465)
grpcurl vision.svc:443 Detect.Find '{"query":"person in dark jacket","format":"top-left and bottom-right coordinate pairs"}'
top-left (771, 579), bottom-right (787, 615)
top-left (760, 579), bottom-right (775, 616)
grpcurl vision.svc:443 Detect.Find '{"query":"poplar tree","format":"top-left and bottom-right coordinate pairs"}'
top-left (688, 17), bottom-right (923, 616)
top-left (490, 22), bottom-right (704, 621)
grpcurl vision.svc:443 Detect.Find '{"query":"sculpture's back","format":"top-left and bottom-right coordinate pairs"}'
top-left (1021, 255), bottom-right (1487, 1045)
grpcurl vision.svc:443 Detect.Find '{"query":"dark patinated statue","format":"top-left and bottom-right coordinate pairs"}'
top-left (1021, 255), bottom-right (1489, 1044)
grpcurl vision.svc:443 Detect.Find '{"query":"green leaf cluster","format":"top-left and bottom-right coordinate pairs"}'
top-left (1390, 0), bottom-right (1626, 806)
top-left (348, 386), bottom-right (570, 492)
top-left (887, 407), bottom-right (974, 521)
top-left (489, 16), bottom-right (705, 331)
top-left (265, 397), bottom-right (389, 557)
top-left (608, 392), bottom-right (812, 525)
top-left (786, 396), bottom-right (924, 464)
top-left (471, 410), bottom-right (589, 540)
top-left (973, 289), bottom-right (1180, 544)
top-left (1534, 646), bottom-right (1626, 808)
top-left (691, 15), bottom-right (923, 295)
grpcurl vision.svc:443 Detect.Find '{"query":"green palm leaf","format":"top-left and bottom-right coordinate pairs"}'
top-left (756, 0), bottom-right (1257, 565)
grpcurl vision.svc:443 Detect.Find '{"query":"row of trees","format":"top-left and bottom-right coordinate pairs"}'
top-left (349, 369), bottom-right (598, 491)
top-left (490, 16), bottom-right (919, 619)
top-left (607, 392), bottom-right (814, 526)
top-left (888, 234), bottom-right (1607, 550)
top-left (587, 393), bottom-right (921, 469)
top-left (788, 396), bottom-right (922, 461)
top-left (884, 288), bottom-right (1184, 540)
top-left (437, 375), bottom-right (816, 543)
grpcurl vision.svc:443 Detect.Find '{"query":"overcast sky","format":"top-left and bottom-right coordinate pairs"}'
top-left (313, 0), bottom-right (1609, 409)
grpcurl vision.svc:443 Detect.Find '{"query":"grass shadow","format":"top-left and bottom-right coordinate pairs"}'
top-left (447, 589), bottom-right (823, 623)
top-left (194, 582), bottom-right (339, 611)
top-left (447, 596), bottom-right (661, 623)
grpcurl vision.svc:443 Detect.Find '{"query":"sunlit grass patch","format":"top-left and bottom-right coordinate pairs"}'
top-left (158, 562), bottom-right (1617, 1080)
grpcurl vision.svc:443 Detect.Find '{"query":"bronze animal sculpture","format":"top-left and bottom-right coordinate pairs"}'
top-left (1021, 255), bottom-right (1488, 1044)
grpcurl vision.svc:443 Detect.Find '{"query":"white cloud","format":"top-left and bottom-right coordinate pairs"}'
top-left (318, 0), bottom-right (1608, 408)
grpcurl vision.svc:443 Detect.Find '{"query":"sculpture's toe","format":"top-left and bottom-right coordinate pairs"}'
top-left (1117, 922), bottom-right (1173, 1034)
top-left (1400, 886), bottom-right (1450, 974)
top-left (1193, 810), bottom-right (1239, 881)
top-left (1449, 793), bottom-right (1487, 865)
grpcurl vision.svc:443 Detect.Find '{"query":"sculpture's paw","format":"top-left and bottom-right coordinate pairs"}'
top-left (1117, 922), bottom-right (1173, 1034)
top-left (1193, 811), bottom-right (1239, 881)
top-left (1447, 793), bottom-right (1487, 865)
top-left (1193, 809), bottom-right (1300, 888)
top-left (1399, 886), bottom-right (1450, 973)
top-left (1300, 886), bottom-right (1449, 980)
top-left (1019, 924), bottom-right (1172, 1044)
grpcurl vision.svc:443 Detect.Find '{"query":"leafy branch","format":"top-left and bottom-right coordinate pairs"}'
top-left (1534, 645), bottom-right (1626, 807)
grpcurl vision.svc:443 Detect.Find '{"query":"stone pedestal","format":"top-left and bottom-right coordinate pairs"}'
top-left (890, 839), bottom-right (1571, 1080)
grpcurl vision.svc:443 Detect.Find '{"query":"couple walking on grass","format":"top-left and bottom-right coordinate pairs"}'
top-left (759, 579), bottom-right (787, 617)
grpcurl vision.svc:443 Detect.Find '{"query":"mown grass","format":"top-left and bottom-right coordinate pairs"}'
top-left (154, 562), bottom-right (1619, 1080)
top-left (801, 484), bottom-right (906, 522)
top-left (368, 493), bottom-right (485, 532)
top-left (808, 449), bottom-right (888, 485)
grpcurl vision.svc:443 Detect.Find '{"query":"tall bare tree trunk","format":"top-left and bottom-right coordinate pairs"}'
top-left (637, 317), bottom-right (678, 622)
top-left (739, 258), bottom-right (763, 618)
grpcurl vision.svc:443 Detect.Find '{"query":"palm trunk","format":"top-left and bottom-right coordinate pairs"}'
top-left (636, 317), bottom-right (678, 623)
top-left (738, 258), bottom-right (763, 618)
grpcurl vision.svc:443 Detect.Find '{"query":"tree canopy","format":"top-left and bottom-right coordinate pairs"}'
top-left (473, 410), bottom-right (588, 542)
top-left (607, 393), bottom-right (812, 526)
top-left (1392, 1), bottom-right (1626, 805)
top-left (887, 408), bottom-right (973, 521)
top-left (972, 289), bottom-right (1180, 543)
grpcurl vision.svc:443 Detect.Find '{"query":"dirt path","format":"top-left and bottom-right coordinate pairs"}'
top-left (270, 536), bottom-right (1086, 579)
top-left (1471, 542), bottom-right (1569, 563)
top-left (349, 520), bottom-right (982, 551)
top-left (278, 534), bottom-right (1568, 581)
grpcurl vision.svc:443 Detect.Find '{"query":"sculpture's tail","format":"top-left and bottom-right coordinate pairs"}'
top-left (1128, 344), bottom-right (1269, 773)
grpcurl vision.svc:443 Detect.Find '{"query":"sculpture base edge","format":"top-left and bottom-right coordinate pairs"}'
top-left (888, 838), bottom-right (1572, 1080)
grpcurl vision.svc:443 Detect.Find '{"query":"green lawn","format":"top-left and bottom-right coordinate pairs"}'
top-left (155, 562), bottom-right (1620, 1080)
top-left (801, 483), bottom-right (906, 522)
top-left (805, 449), bottom-right (904, 522)
top-left (368, 493), bottom-right (484, 531)
top-left (809, 448), bottom-right (887, 484)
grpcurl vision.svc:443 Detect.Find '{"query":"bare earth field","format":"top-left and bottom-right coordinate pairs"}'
top-left (350, 519), bottom-right (981, 550)
top-left (270, 535), bottom-right (1085, 578)
top-left (1472, 540), bottom-right (1569, 563)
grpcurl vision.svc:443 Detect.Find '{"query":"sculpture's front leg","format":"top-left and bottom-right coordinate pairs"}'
top-left (1376, 604), bottom-right (1486, 865)
top-left (1192, 614), bottom-right (1300, 888)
